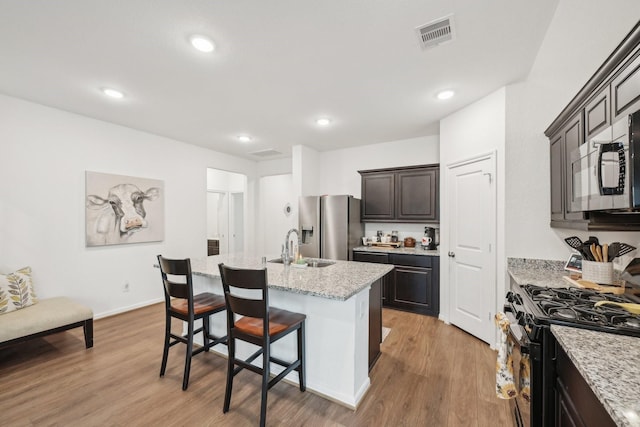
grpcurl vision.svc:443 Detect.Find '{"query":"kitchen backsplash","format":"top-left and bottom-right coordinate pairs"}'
top-left (363, 223), bottom-right (439, 243)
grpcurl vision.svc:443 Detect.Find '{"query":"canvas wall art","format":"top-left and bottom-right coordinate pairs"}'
top-left (85, 171), bottom-right (164, 247)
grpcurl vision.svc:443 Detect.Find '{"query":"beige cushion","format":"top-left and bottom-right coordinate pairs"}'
top-left (0, 297), bottom-right (93, 343)
top-left (0, 266), bottom-right (38, 314)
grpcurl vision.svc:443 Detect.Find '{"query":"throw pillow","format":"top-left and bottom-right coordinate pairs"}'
top-left (0, 267), bottom-right (38, 314)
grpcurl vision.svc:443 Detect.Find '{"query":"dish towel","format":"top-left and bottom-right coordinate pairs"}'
top-left (495, 312), bottom-right (517, 399)
top-left (519, 353), bottom-right (531, 403)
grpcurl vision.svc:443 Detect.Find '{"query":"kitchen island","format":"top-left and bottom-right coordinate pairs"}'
top-left (188, 254), bottom-right (394, 409)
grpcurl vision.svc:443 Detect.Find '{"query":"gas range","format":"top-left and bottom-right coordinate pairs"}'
top-left (507, 284), bottom-right (640, 339)
top-left (504, 283), bottom-right (640, 427)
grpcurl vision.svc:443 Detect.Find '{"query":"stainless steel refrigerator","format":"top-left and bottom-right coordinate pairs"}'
top-left (298, 195), bottom-right (363, 261)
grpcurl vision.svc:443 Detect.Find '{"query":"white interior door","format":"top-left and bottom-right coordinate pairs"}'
top-left (447, 153), bottom-right (496, 344)
top-left (230, 192), bottom-right (244, 253)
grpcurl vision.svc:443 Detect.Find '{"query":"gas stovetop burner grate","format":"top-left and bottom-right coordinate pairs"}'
top-left (518, 284), bottom-right (640, 337)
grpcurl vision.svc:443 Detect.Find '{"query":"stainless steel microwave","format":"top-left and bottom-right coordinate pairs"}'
top-left (570, 109), bottom-right (640, 212)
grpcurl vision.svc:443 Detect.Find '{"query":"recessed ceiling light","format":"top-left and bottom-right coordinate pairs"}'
top-left (437, 90), bottom-right (455, 100)
top-left (237, 135), bottom-right (252, 143)
top-left (101, 87), bottom-right (124, 99)
top-left (189, 35), bottom-right (215, 53)
top-left (316, 117), bottom-right (332, 126)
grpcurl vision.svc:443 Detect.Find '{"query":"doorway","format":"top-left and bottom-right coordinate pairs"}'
top-left (446, 152), bottom-right (497, 344)
top-left (207, 169), bottom-right (247, 256)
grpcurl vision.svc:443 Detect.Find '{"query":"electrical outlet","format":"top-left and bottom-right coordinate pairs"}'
top-left (123, 282), bottom-right (130, 293)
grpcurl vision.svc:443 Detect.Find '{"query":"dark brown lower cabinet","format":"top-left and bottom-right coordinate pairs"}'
top-left (555, 345), bottom-right (615, 427)
top-left (368, 277), bottom-right (383, 371)
top-left (353, 251), bottom-right (439, 317)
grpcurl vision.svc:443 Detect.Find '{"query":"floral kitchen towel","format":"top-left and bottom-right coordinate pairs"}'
top-left (495, 312), bottom-right (517, 399)
top-left (519, 353), bottom-right (531, 402)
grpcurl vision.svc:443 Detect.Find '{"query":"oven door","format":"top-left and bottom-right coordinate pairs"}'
top-left (505, 317), bottom-right (532, 427)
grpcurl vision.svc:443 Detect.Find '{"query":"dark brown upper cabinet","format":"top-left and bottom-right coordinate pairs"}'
top-left (545, 21), bottom-right (640, 230)
top-left (585, 86), bottom-right (610, 140)
top-left (612, 50), bottom-right (640, 121)
top-left (359, 164), bottom-right (439, 223)
top-left (360, 172), bottom-right (395, 220)
top-left (549, 111), bottom-right (583, 223)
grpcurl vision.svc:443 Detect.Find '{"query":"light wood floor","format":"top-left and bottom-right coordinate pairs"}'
top-left (0, 304), bottom-right (511, 426)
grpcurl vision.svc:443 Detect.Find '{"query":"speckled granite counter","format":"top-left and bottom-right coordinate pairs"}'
top-left (507, 257), bottom-right (569, 288)
top-left (191, 254), bottom-right (394, 301)
top-left (552, 325), bottom-right (640, 427)
top-left (352, 245), bottom-right (439, 256)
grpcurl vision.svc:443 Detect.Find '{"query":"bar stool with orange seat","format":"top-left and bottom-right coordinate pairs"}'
top-left (157, 255), bottom-right (227, 390)
top-left (218, 263), bottom-right (306, 427)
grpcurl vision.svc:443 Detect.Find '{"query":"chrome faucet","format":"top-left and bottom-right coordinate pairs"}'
top-left (282, 228), bottom-right (301, 266)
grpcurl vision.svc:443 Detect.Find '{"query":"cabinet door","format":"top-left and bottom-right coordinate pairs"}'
top-left (550, 133), bottom-right (565, 221)
top-left (396, 167), bottom-right (438, 221)
top-left (556, 378), bottom-right (584, 427)
top-left (555, 347), bottom-right (616, 427)
top-left (391, 265), bottom-right (437, 316)
top-left (585, 87), bottom-right (610, 140)
top-left (369, 278), bottom-right (383, 371)
top-left (612, 51), bottom-right (640, 121)
top-left (361, 173), bottom-right (395, 221)
top-left (563, 113), bottom-right (584, 220)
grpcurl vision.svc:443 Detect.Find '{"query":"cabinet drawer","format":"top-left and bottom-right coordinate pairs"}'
top-left (353, 251), bottom-right (389, 264)
top-left (389, 253), bottom-right (432, 268)
top-left (612, 51), bottom-right (640, 120)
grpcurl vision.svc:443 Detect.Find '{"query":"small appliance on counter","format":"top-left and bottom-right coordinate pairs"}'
top-left (421, 227), bottom-right (437, 250)
top-left (404, 237), bottom-right (416, 248)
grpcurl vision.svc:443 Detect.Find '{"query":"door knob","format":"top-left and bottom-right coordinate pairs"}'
top-left (448, 251), bottom-right (455, 258)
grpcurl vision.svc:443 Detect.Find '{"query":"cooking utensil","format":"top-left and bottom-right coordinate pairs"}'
top-left (588, 236), bottom-right (600, 245)
top-left (583, 243), bottom-right (594, 261)
top-left (618, 243), bottom-right (637, 257)
top-left (603, 244), bottom-right (609, 263)
top-left (564, 236), bottom-right (583, 251)
top-left (590, 244), bottom-right (600, 262)
top-left (594, 300), bottom-right (640, 314)
top-left (608, 242), bottom-right (620, 261)
top-left (596, 245), bottom-right (604, 262)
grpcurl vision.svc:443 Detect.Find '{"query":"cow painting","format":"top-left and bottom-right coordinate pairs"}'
top-left (85, 172), bottom-right (164, 246)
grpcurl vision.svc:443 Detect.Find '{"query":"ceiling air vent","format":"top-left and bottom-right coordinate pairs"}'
top-left (416, 14), bottom-right (455, 50)
top-left (249, 148), bottom-right (282, 158)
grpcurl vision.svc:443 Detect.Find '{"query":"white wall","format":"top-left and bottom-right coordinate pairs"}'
top-left (258, 174), bottom-right (297, 256)
top-left (318, 135), bottom-right (439, 197)
top-left (439, 87), bottom-right (507, 323)
top-left (318, 135), bottom-right (441, 239)
top-left (0, 94), bottom-right (257, 318)
top-left (505, 0), bottom-right (640, 263)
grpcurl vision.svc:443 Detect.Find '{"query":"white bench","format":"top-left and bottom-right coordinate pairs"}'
top-left (0, 297), bottom-right (93, 349)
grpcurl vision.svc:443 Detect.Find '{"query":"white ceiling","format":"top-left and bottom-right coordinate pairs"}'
top-left (0, 1), bottom-right (558, 160)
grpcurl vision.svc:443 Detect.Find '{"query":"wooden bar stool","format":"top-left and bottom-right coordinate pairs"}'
top-left (157, 255), bottom-right (227, 390)
top-left (218, 263), bottom-right (306, 427)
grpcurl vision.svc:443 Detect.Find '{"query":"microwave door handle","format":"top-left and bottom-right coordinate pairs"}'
top-left (598, 143), bottom-right (625, 195)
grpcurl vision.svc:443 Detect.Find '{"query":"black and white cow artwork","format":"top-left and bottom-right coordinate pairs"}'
top-left (86, 183), bottom-right (160, 246)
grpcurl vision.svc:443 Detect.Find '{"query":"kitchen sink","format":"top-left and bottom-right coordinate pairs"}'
top-left (268, 258), bottom-right (335, 268)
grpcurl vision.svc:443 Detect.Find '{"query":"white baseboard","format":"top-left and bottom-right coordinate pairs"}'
top-left (94, 297), bottom-right (163, 319)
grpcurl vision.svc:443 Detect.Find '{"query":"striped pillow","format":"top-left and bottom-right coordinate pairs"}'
top-left (0, 267), bottom-right (38, 315)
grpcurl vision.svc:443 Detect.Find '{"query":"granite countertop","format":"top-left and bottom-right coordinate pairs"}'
top-left (552, 325), bottom-right (640, 427)
top-left (507, 257), bottom-right (570, 288)
top-left (353, 245), bottom-right (439, 256)
top-left (190, 254), bottom-right (394, 301)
